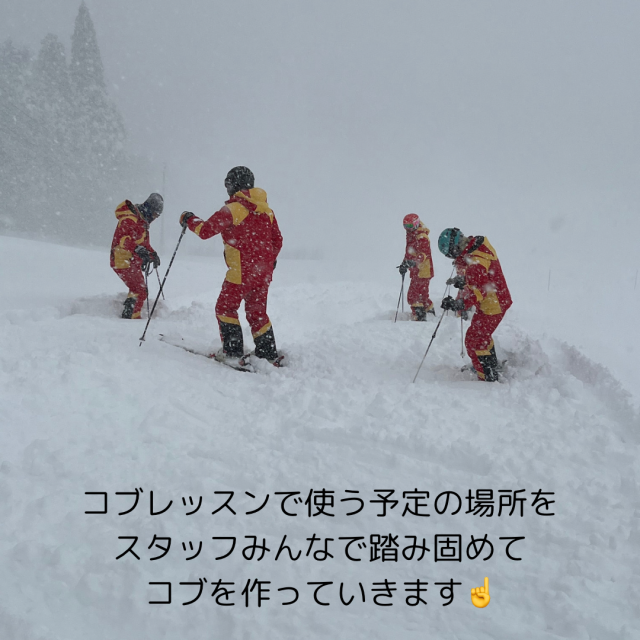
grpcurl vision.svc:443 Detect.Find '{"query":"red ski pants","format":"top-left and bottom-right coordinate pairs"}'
top-left (407, 276), bottom-right (433, 312)
top-left (215, 280), bottom-right (272, 338)
top-left (113, 266), bottom-right (147, 319)
top-left (465, 311), bottom-right (504, 378)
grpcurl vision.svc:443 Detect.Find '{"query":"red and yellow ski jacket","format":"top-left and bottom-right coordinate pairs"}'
top-left (110, 201), bottom-right (155, 270)
top-left (405, 224), bottom-right (433, 279)
top-left (455, 236), bottom-right (512, 316)
top-left (185, 188), bottom-right (283, 288)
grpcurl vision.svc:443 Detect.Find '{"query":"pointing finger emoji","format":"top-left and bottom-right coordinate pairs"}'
top-left (471, 577), bottom-right (490, 608)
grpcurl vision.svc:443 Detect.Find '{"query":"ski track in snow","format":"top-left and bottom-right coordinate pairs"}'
top-left (0, 237), bottom-right (639, 639)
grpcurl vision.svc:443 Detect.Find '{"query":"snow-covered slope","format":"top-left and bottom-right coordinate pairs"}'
top-left (0, 236), bottom-right (638, 639)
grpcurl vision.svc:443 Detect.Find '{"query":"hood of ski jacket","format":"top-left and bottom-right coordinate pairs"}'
top-left (184, 188), bottom-right (283, 287)
top-left (455, 236), bottom-right (512, 316)
top-left (110, 201), bottom-right (154, 270)
top-left (405, 224), bottom-right (433, 279)
top-left (229, 188), bottom-right (274, 217)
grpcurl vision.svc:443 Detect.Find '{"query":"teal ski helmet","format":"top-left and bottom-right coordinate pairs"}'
top-left (438, 228), bottom-right (463, 258)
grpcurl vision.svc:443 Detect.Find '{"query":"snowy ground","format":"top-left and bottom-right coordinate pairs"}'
top-left (0, 235), bottom-right (638, 639)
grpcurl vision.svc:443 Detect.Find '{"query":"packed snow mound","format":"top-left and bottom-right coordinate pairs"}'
top-left (0, 236), bottom-right (638, 640)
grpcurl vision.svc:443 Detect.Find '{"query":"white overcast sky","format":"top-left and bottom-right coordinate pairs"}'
top-left (2, 0), bottom-right (639, 261)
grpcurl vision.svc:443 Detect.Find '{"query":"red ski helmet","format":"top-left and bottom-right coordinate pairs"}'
top-left (403, 214), bottom-right (420, 230)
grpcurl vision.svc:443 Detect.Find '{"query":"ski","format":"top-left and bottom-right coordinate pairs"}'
top-left (250, 352), bottom-right (287, 368)
top-left (158, 334), bottom-right (255, 372)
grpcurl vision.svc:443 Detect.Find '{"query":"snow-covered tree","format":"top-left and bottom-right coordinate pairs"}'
top-left (24, 34), bottom-right (75, 233)
top-left (32, 34), bottom-right (72, 118)
top-left (70, 2), bottom-right (106, 94)
top-left (0, 3), bottom-right (156, 243)
top-left (70, 1), bottom-right (124, 160)
top-left (0, 41), bottom-right (35, 233)
top-left (68, 1), bottom-right (127, 242)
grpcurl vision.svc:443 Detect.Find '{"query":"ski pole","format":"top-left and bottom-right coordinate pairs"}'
top-left (144, 264), bottom-right (150, 317)
top-left (412, 276), bottom-right (455, 382)
top-left (156, 267), bottom-right (165, 300)
top-left (394, 272), bottom-right (405, 323)
top-left (139, 225), bottom-right (187, 346)
top-left (412, 308), bottom-right (447, 383)
top-left (460, 315), bottom-right (465, 358)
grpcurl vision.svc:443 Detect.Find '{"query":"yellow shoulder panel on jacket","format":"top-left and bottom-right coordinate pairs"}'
top-left (226, 202), bottom-right (250, 226)
top-left (482, 238), bottom-right (498, 258)
top-left (235, 189), bottom-right (274, 220)
top-left (115, 201), bottom-right (138, 223)
top-left (469, 247), bottom-right (496, 271)
top-left (469, 237), bottom-right (498, 271)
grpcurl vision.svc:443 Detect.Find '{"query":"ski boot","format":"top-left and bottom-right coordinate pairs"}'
top-left (479, 345), bottom-right (502, 382)
top-left (253, 328), bottom-right (284, 366)
top-left (412, 307), bottom-right (427, 322)
top-left (121, 297), bottom-right (136, 319)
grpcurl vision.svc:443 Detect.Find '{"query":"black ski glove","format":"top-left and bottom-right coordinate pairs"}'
top-left (180, 211), bottom-right (195, 227)
top-left (135, 246), bottom-right (151, 264)
top-left (441, 296), bottom-right (465, 312)
top-left (135, 246), bottom-right (160, 270)
top-left (398, 260), bottom-right (416, 276)
top-left (446, 275), bottom-right (466, 289)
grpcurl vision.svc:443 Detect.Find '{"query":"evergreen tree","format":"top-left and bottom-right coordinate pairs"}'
top-left (0, 41), bottom-right (34, 234)
top-left (27, 34), bottom-right (75, 235)
top-left (0, 4), bottom-right (156, 244)
top-left (70, 1), bottom-right (124, 160)
top-left (68, 2), bottom-right (128, 243)
top-left (70, 2), bottom-right (105, 93)
top-left (32, 34), bottom-right (72, 114)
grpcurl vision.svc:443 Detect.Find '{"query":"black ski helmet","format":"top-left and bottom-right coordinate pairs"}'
top-left (225, 166), bottom-right (254, 196)
top-left (139, 193), bottom-right (164, 223)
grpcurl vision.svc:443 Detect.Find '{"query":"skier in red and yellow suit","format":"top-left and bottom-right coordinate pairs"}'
top-left (398, 214), bottom-right (434, 321)
top-left (110, 194), bottom-right (163, 319)
top-left (180, 167), bottom-right (283, 364)
top-left (438, 228), bottom-right (512, 381)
